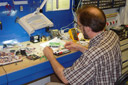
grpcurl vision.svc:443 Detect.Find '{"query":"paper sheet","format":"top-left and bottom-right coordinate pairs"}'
top-left (40, 37), bottom-right (66, 52)
top-left (46, 0), bottom-right (70, 11)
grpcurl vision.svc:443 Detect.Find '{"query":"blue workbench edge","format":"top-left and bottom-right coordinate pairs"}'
top-left (0, 74), bottom-right (8, 85)
top-left (6, 51), bottom-right (82, 85)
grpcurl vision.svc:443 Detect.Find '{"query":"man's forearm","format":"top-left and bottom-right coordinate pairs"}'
top-left (78, 46), bottom-right (88, 53)
top-left (49, 57), bottom-right (69, 84)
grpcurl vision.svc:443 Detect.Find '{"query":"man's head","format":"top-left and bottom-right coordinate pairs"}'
top-left (76, 5), bottom-right (106, 39)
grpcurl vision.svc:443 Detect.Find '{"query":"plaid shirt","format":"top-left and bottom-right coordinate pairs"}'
top-left (63, 30), bottom-right (122, 85)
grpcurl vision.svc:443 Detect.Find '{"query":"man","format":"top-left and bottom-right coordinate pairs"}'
top-left (43, 5), bottom-right (122, 85)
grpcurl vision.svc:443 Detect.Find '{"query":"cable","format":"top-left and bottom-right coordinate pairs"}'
top-left (60, 21), bottom-right (75, 32)
top-left (71, 0), bottom-right (82, 28)
top-left (77, 0), bottom-right (82, 10)
top-left (60, 0), bottom-right (82, 33)
top-left (72, 0), bottom-right (77, 22)
top-left (1, 66), bottom-right (8, 85)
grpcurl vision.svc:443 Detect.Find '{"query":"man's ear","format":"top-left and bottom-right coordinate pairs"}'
top-left (84, 26), bottom-right (92, 33)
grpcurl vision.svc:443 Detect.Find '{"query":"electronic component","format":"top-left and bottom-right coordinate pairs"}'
top-left (26, 54), bottom-right (40, 60)
top-left (68, 28), bottom-right (78, 41)
top-left (15, 16), bottom-right (20, 23)
top-left (49, 42), bottom-right (60, 48)
top-left (30, 35), bottom-right (40, 43)
top-left (5, 4), bottom-right (13, 16)
top-left (20, 5), bottom-right (23, 11)
top-left (82, 0), bottom-right (126, 9)
top-left (41, 36), bottom-right (46, 42)
top-left (110, 26), bottom-right (125, 41)
top-left (73, 0), bottom-right (81, 12)
top-left (0, 21), bottom-right (2, 30)
top-left (53, 49), bottom-right (70, 56)
top-left (3, 39), bottom-right (19, 48)
top-left (0, 51), bottom-right (22, 65)
top-left (82, 0), bottom-right (97, 7)
top-left (50, 29), bottom-right (61, 38)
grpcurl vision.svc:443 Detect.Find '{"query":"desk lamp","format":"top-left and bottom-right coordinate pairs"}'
top-left (18, 0), bottom-right (54, 35)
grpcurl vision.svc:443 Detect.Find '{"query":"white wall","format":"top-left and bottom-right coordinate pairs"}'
top-left (119, 0), bottom-right (128, 25)
top-left (28, 77), bottom-right (50, 85)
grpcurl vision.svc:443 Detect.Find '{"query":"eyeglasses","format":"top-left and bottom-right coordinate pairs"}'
top-left (76, 22), bottom-right (83, 29)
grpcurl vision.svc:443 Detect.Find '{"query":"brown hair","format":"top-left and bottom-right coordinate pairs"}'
top-left (76, 5), bottom-right (106, 32)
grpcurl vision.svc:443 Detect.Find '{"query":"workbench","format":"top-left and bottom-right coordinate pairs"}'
top-left (1, 37), bottom-right (128, 85)
top-left (0, 47), bottom-right (82, 85)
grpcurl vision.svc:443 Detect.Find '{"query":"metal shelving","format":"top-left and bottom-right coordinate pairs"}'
top-left (82, 0), bottom-right (126, 9)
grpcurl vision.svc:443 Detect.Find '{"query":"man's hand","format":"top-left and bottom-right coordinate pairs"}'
top-left (43, 46), bottom-right (55, 61)
top-left (64, 41), bottom-right (88, 53)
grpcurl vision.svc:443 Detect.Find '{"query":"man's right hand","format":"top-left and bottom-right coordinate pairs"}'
top-left (64, 41), bottom-right (88, 53)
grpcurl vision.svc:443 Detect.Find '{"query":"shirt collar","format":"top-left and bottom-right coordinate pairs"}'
top-left (89, 31), bottom-right (104, 48)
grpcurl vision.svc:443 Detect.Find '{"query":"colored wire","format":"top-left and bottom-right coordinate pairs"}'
top-left (60, 21), bottom-right (75, 31)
